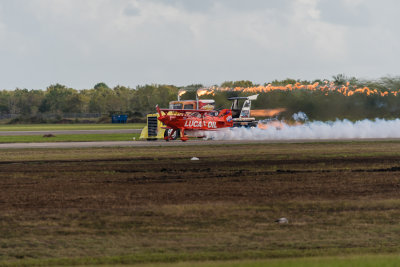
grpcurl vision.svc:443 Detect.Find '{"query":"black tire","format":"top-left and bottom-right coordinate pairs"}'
top-left (248, 122), bottom-right (258, 128)
top-left (164, 129), bottom-right (180, 140)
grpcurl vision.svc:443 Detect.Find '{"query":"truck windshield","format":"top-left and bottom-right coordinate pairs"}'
top-left (184, 104), bottom-right (194, 109)
top-left (170, 103), bottom-right (183, 109)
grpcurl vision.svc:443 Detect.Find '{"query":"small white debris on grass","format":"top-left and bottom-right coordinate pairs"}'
top-left (275, 217), bottom-right (289, 224)
top-left (191, 157), bottom-right (200, 161)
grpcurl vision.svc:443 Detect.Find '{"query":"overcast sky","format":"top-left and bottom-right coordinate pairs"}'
top-left (0, 0), bottom-right (399, 89)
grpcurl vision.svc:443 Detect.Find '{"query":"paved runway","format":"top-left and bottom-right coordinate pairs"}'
top-left (0, 138), bottom-right (399, 149)
top-left (0, 129), bottom-right (141, 135)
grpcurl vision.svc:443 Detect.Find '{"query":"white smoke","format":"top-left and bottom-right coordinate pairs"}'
top-left (205, 118), bottom-right (400, 140)
top-left (292, 111), bottom-right (308, 121)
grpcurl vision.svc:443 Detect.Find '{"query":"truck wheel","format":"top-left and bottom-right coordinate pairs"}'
top-left (164, 129), bottom-right (180, 140)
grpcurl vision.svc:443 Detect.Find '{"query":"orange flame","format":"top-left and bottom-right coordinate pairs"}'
top-left (257, 120), bottom-right (302, 130)
top-left (178, 90), bottom-right (187, 97)
top-left (197, 88), bottom-right (214, 97)
top-left (203, 83), bottom-right (399, 97)
top-left (251, 108), bottom-right (286, 117)
top-left (257, 120), bottom-right (286, 130)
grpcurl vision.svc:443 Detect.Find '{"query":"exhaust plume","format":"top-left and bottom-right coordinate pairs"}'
top-left (251, 108), bottom-right (286, 117)
top-left (204, 82), bottom-right (400, 97)
top-left (196, 88), bottom-right (214, 97)
top-left (205, 118), bottom-right (400, 140)
top-left (292, 111), bottom-right (308, 121)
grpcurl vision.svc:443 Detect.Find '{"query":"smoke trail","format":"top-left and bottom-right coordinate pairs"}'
top-left (204, 118), bottom-right (400, 140)
top-left (292, 111), bottom-right (308, 121)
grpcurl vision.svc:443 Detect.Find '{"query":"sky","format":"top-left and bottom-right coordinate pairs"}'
top-left (0, 0), bottom-right (399, 89)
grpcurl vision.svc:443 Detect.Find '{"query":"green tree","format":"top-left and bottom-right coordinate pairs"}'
top-left (269, 78), bottom-right (298, 86)
top-left (113, 85), bottom-right (134, 112)
top-left (40, 84), bottom-right (81, 113)
top-left (0, 90), bottom-right (11, 114)
top-left (332, 74), bottom-right (348, 85)
top-left (221, 80), bottom-right (254, 88)
top-left (88, 85), bottom-right (114, 113)
top-left (94, 82), bottom-right (110, 90)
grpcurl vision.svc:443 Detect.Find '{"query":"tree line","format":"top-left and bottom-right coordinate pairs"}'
top-left (1, 75), bottom-right (400, 123)
top-left (0, 83), bottom-right (181, 122)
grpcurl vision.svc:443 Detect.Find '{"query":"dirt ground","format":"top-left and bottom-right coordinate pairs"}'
top-left (2, 154), bottom-right (400, 208)
top-left (2, 142), bottom-right (400, 264)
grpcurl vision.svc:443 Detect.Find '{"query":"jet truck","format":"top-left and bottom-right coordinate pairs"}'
top-left (139, 88), bottom-right (258, 141)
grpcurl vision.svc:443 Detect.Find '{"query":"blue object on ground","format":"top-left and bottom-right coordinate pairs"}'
top-left (111, 115), bottom-right (128, 123)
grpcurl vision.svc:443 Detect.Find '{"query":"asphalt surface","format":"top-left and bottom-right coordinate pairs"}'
top-left (0, 129), bottom-right (141, 135)
top-left (1, 138), bottom-right (400, 149)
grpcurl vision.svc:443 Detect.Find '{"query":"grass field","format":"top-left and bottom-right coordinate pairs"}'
top-left (0, 133), bottom-right (140, 143)
top-left (124, 255), bottom-right (400, 267)
top-left (0, 123), bottom-right (145, 131)
top-left (3, 254), bottom-right (400, 266)
top-left (2, 142), bottom-right (400, 266)
top-left (0, 123), bottom-right (143, 142)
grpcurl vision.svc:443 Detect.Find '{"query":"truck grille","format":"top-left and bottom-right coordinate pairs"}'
top-left (147, 116), bottom-right (158, 136)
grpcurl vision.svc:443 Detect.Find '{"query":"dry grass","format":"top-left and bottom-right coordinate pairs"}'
top-left (2, 141), bottom-right (400, 265)
top-left (1, 140), bottom-right (400, 161)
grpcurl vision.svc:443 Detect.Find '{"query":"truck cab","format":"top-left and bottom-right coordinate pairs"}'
top-left (168, 99), bottom-right (215, 110)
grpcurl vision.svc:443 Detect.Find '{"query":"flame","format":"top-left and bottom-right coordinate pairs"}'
top-left (251, 108), bottom-right (286, 117)
top-left (178, 90), bottom-right (187, 97)
top-left (257, 120), bottom-right (286, 130)
top-left (197, 88), bottom-right (214, 97)
top-left (257, 120), bottom-right (302, 130)
top-left (202, 83), bottom-right (400, 97)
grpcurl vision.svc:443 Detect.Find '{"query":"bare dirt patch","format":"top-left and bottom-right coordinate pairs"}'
top-left (2, 142), bottom-right (400, 264)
